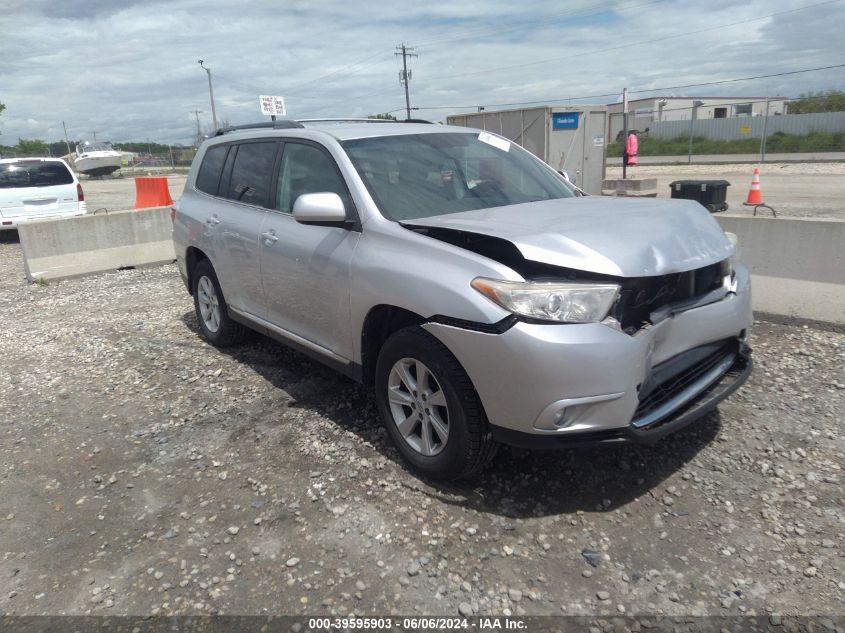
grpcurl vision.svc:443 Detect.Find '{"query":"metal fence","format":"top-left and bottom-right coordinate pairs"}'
top-left (647, 111), bottom-right (845, 141)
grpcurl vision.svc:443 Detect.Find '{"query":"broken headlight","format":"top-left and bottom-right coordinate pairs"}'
top-left (471, 278), bottom-right (620, 323)
top-left (724, 231), bottom-right (739, 282)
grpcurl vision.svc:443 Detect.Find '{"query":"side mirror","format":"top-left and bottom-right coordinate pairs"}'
top-left (293, 193), bottom-right (347, 226)
top-left (558, 170), bottom-right (575, 184)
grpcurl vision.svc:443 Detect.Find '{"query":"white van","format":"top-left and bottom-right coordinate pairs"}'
top-left (0, 158), bottom-right (87, 231)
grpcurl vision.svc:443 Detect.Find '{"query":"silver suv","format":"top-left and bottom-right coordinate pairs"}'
top-left (172, 119), bottom-right (752, 480)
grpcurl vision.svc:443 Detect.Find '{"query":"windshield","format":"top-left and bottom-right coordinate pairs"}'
top-left (342, 132), bottom-right (575, 221)
top-left (77, 142), bottom-right (115, 153)
top-left (0, 162), bottom-right (74, 189)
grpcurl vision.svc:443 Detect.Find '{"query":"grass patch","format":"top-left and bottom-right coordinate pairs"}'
top-left (607, 131), bottom-right (845, 157)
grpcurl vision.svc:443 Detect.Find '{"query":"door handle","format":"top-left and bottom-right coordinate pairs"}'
top-left (261, 231), bottom-right (278, 244)
top-left (205, 216), bottom-right (220, 225)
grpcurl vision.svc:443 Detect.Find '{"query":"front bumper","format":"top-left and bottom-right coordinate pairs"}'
top-left (423, 265), bottom-right (753, 445)
top-left (490, 346), bottom-right (751, 448)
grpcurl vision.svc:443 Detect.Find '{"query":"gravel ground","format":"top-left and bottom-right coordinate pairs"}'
top-left (0, 239), bottom-right (843, 618)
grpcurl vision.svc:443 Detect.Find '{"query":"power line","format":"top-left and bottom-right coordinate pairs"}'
top-left (428, 0), bottom-right (840, 83)
top-left (212, 51), bottom-right (390, 102)
top-left (215, 0), bottom-right (663, 105)
top-left (413, 0), bottom-right (663, 48)
top-left (627, 64), bottom-right (845, 97)
top-left (284, 51), bottom-right (389, 95)
top-left (200, 0), bottom-right (838, 123)
top-left (289, 0), bottom-right (662, 100)
top-left (408, 63), bottom-right (845, 112)
top-left (299, 84), bottom-right (404, 116)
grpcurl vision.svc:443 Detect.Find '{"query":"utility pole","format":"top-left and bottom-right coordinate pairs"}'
top-left (760, 96), bottom-right (770, 164)
top-left (622, 88), bottom-right (628, 180)
top-left (198, 60), bottom-right (218, 131)
top-left (395, 43), bottom-right (417, 120)
top-left (687, 100), bottom-right (704, 164)
top-left (61, 121), bottom-right (72, 156)
top-left (191, 109), bottom-right (204, 147)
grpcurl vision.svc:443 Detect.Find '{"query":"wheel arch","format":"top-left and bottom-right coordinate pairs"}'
top-left (185, 246), bottom-right (209, 295)
top-left (360, 305), bottom-right (426, 386)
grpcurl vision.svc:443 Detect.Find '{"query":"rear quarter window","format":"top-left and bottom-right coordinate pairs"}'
top-left (195, 144), bottom-right (228, 195)
top-left (0, 162), bottom-right (74, 189)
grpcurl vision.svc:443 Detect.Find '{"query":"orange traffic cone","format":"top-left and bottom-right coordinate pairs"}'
top-left (745, 167), bottom-right (763, 205)
top-left (743, 167), bottom-right (777, 216)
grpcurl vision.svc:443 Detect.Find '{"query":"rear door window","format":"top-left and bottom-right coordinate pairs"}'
top-left (0, 162), bottom-right (74, 189)
top-left (225, 141), bottom-right (278, 207)
top-left (195, 144), bottom-right (228, 195)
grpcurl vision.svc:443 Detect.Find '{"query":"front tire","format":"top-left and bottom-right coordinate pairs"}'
top-left (191, 259), bottom-right (247, 347)
top-left (375, 327), bottom-right (497, 480)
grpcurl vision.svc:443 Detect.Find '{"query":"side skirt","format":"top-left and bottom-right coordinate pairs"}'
top-left (227, 308), bottom-right (363, 383)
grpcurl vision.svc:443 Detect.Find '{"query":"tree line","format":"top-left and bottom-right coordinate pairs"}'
top-left (0, 138), bottom-right (183, 158)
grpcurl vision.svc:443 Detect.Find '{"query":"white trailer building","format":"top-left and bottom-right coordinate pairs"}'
top-left (447, 105), bottom-right (608, 195)
top-left (607, 96), bottom-right (789, 140)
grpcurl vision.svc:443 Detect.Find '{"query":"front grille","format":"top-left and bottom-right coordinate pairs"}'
top-left (633, 340), bottom-right (736, 426)
top-left (612, 260), bottom-right (728, 332)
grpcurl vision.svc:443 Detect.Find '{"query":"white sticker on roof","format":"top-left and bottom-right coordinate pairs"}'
top-left (478, 131), bottom-right (511, 152)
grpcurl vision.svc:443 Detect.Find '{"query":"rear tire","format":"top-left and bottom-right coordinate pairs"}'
top-left (375, 326), bottom-right (497, 480)
top-left (191, 259), bottom-right (247, 347)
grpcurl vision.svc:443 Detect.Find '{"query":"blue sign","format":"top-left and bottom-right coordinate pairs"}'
top-left (552, 112), bottom-right (580, 130)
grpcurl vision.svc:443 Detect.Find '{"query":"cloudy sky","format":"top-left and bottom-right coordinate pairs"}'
top-left (1, 0), bottom-right (843, 145)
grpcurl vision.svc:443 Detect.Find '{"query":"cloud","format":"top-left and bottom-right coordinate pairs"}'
top-left (0, 0), bottom-right (842, 144)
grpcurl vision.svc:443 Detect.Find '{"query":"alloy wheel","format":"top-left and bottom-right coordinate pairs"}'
top-left (387, 358), bottom-right (450, 456)
top-left (197, 275), bottom-right (221, 333)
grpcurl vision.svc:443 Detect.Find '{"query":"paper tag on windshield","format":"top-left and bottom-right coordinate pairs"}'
top-left (478, 131), bottom-right (511, 152)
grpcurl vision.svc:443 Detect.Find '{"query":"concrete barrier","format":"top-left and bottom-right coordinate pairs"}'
top-left (716, 215), bottom-right (845, 325)
top-left (14, 204), bottom-right (844, 326)
top-left (18, 207), bottom-right (175, 282)
top-left (601, 177), bottom-right (658, 197)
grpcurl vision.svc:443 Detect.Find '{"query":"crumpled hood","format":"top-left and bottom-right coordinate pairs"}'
top-left (406, 196), bottom-right (734, 277)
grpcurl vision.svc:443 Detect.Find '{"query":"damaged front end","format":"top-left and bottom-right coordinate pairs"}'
top-left (409, 221), bottom-right (752, 445)
top-left (606, 258), bottom-right (735, 334)
top-left (404, 224), bottom-right (737, 335)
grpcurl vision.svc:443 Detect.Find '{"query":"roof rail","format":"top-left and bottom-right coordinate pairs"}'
top-left (298, 118), bottom-right (435, 124)
top-left (214, 120), bottom-right (304, 136)
top-left (297, 118), bottom-right (393, 124)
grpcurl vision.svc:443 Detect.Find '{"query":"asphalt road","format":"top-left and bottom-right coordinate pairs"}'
top-left (605, 162), bottom-right (845, 220)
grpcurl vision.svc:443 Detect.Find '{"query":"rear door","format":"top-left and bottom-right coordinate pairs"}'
top-left (200, 140), bottom-right (279, 319)
top-left (0, 160), bottom-right (79, 220)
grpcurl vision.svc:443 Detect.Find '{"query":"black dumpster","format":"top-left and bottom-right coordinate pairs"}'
top-left (669, 180), bottom-right (730, 213)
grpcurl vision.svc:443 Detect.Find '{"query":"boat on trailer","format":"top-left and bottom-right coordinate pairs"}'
top-left (74, 141), bottom-right (122, 177)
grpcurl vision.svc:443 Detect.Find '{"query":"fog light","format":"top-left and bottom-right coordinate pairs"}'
top-left (553, 408), bottom-right (571, 428)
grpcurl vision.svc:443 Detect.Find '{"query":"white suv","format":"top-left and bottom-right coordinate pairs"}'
top-left (0, 158), bottom-right (86, 231)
